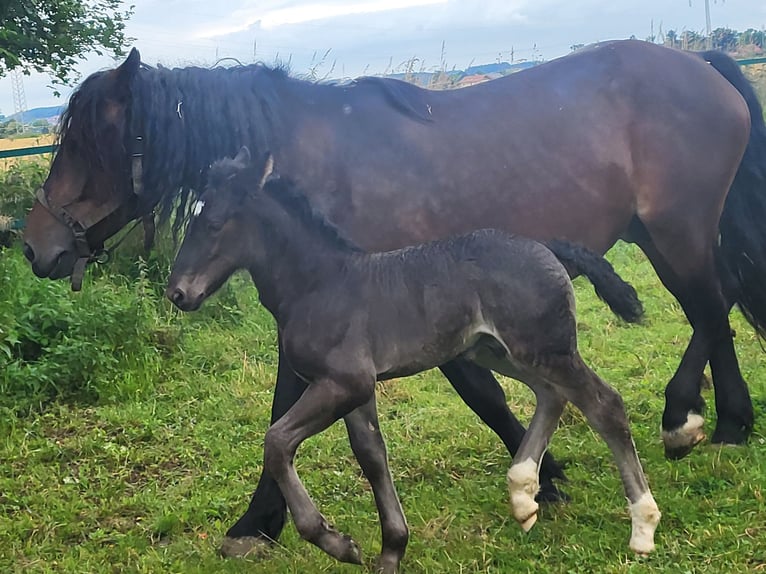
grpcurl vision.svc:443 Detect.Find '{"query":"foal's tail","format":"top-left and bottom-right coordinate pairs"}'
top-left (546, 240), bottom-right (644, 323)
top-left (703, 51), bottom-right (766, 337)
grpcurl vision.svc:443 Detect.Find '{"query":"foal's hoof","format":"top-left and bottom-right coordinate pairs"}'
top-left (662, 413), bottom-right (705, 460)
top-left (518, 512), bottom-right (538, 533)
top-left (328, 534), bottom-right (362, 565)
top-left (313, 524), bottom-right (363, 565)
top-left (219, 535), bottom-right (271, 559)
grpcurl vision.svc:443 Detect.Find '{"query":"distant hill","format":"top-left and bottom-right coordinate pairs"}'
top-left (7, 106), bottom-right (64, 123)
top-left (385, 60), bottom-right (540, 87)
top-left (464, 61), bottom-right (537, 75)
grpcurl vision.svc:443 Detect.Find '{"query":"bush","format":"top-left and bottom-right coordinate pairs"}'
top-left (0, 248), bottom-right (172, 415)
top-left (0, 158), bottom-right (47, 220)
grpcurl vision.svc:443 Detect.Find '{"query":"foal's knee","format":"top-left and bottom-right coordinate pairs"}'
top-left (263, 426), bottom-right (292, 479)
top-left (597, 387), bottom-right (632, 434)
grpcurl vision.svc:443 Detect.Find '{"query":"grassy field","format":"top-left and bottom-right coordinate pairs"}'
top-left (1, 242), bottom-right (765, 573)
top-left (0, 136), bottom-right (56, 150)
top-left (0, 136), bottom-right (55, 171)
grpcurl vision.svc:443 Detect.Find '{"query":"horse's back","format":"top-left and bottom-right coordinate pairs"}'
top-left (297, 40), bottom-right (749, 257)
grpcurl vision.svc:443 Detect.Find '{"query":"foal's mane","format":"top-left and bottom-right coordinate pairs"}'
top-left (208, 157), bottom-right (364, 254)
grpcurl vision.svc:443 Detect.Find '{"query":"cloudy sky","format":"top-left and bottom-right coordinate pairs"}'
top-left (1, 0), bottom-right (763, 115)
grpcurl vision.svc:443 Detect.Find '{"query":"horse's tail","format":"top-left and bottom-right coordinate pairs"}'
top-left (703, 50), bottom-right (766, 337)
top-left (546, 239), bottom-right (644, 323)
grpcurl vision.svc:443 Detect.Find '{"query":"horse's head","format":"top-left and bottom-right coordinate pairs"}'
top-left (23, 48), bottom-right (147, 288)
top-left (167, 146), bottom-right (270, 311)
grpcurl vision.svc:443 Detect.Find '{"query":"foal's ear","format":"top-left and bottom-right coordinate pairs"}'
top-left (233, 146), bottom-right (252, 166)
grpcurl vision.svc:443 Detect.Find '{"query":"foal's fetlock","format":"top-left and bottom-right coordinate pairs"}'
top-left (305, 519), bottom-right (363, 564)
top-left (375, 550), bottom-right (404, 574)
top-left (507, 460), bottom-right (540, 532)
top-left (628, 492), bottom-right (661, 554)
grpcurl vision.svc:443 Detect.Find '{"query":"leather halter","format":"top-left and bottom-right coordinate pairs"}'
top-left (34, 132), bottom-right (153, 291)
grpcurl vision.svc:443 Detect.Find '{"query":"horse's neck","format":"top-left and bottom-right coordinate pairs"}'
top-left (247, 195), bottom-right (352, 312)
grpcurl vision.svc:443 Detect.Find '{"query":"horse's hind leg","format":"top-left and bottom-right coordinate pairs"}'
top-left (344, 397), bottom-right (408, 574)
top-left (440, 359), bottom-right (568, 502)
top-left (550, 356), bottom-right (661, 553)
top-left (634, 220), bottom-right (753, 457)
top-left (264, 372), bottom-right (376, 565)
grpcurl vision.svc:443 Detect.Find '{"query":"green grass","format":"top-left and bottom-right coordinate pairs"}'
top-left (1, 243), bottom-right (766, 573)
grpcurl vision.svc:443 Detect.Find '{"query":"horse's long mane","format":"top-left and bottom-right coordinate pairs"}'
top-left (57, 58), bottom-right (434, 238)
top-left (132, 64), bottom-right (289, 232)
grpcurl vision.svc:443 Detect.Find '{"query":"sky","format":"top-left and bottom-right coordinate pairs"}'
top-left (0, 0), bottom-right (764, 115)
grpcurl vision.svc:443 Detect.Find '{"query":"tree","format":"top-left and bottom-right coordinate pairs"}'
top-left (711, 27), bottom-right (738, 52)
top-left (0, 0), bottom-right (134, 87)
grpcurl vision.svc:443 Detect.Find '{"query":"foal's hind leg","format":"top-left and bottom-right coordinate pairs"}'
top-left (500, 382), bottom-right (567, 532)
top-left (344, 397), bottom-right (408, 574)
top-left (440, 359), bottom-right (568, 502)
top-left (550, 356), bottom-right (661, 553)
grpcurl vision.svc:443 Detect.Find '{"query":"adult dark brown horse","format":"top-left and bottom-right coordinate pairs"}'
top-left (22, 40), bottom-right (766, 558)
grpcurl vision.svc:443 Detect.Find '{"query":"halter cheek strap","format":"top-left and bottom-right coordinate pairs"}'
top-left (34, 187), bottom-right (94, 291)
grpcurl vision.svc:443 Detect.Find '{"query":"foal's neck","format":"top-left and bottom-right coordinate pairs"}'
top-left (245, 188), bottom-right (359, 313)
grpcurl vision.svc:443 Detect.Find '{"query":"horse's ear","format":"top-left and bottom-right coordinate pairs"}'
top-left (116, 48), bottom-right (141, 82)
top-left (234, 146), bottom-right (251, 166)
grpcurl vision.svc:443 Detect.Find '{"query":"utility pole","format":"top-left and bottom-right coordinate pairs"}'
top-left (704, 0), bottom-right (712, 49)
top-left (10, 69), bottom-right (27, 134)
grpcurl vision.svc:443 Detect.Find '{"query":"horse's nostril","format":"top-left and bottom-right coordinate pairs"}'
top-left (22, 243), bottom-right (35, 263)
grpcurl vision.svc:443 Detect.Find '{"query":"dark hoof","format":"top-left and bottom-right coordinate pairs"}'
top-left (331, 533), bottom-right (362, 565)
top-left (220, 535), bottom-right (271, 559)
top-left (536, 481), bottom-right (570, 503)
top-left (711, 421), bottom-right (752, 446)
top-left (312, 522), bottom-right (363, 565)
top-left (664, 443), bottom-right (697, 460)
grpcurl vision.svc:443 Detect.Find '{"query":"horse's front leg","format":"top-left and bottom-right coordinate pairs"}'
top-left (221, 343), bottom-right (307, 558)
top-left (265, 371), bottom-right (376, 564)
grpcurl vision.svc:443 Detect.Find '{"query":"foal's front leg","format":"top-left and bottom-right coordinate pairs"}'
top-left (264, 372), bottom-right (375, 564)
top-left (345, 397), bottom-right (409, 574)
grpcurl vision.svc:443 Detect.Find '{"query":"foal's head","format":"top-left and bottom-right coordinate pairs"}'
top-left (166, 146), bottom-right (271, 311)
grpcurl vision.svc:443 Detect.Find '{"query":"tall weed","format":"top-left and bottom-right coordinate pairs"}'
top-left (0, 249), bottom-right (170, 415)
